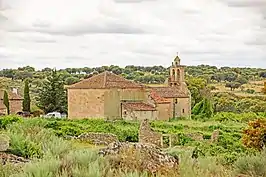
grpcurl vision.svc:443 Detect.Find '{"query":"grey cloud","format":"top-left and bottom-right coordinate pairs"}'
top-left (9, 22), bottom-right (147, 36)
top-left (182, 50), bottom-right (222, 55)
top-left (245, 38), bottom-right (266, 46)
top-left (32, 20), bottom-right (51, 28)
top-left (33, 39), bottom-right (56, 43)
top-left (220, 0), bottom-right (266, 7)
top-left (133, 49), bottom-right (166, 56)
top-left (64, 56), bottom-right (87, 60)
top-left (182, 9), bottom-right (201, 15)
top-left (0, 0), bottom-right (10, 11)
top-left (0, 13), bottom-right (7, 22)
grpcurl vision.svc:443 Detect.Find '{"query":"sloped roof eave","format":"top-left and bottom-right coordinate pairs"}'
top-left (67, 71), bottom-right (147, 89)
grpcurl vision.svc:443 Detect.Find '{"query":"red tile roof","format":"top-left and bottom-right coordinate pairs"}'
top-left (67, 71), bottom-right (147, 89)
top-left (150, 91), bottom-right (170, 104)
top-left (0, 90), bottom-right (23, 100)
top-left (122, 102), bottom-right (156, 111)
top-left (151, 87), bottom-right (189, 99)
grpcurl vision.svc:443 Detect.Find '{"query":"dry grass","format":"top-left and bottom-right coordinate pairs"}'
top-left (210, 81), bottom-right (265, 97)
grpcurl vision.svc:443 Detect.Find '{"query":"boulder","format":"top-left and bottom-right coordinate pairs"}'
top-left (0, 134), bottom-right (10, 152)
top-left (99, 142), bottom-right (179, 174)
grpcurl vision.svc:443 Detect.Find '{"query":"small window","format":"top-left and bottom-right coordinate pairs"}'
top-left (175, 99), bottom-right (178, 104)
top-left (124, 111), bottom-right (127, 115)
top-left (182, 109), bottom-right (185, 113)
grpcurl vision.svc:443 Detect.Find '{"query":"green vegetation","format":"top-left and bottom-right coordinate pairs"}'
top-left (3, 90), bottom-right (10, 115)
top-left (0, 65), bottom-right (265, 107)
top-left (0, 64), bottom-right (266, 176)
top-left (37, 69), bottom-right (67, 114)
top-left (0, 115), bottom-right (266, 176)
top-left (22, 79), bottom-right (31, 112)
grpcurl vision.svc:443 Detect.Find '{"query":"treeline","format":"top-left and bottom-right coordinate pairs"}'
top-left (0, 65), bottom-right (266, 86)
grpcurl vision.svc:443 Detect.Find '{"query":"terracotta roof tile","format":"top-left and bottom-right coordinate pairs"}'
top-left (122, 102), bottom-right (156, 111)
top-left (151, 87), bottom-right (189, 98)
top-left (150, 91), bottom-right (170, 104)
top-left (0, 90), bottom-right (23, 100)
top-left (67, 71), bottom-right (147, 89)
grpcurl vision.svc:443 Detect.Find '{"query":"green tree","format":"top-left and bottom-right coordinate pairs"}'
top-left (225, 82), bottom-right (241, 91)
top-left (64, 76), bottom-right (80, 85)
top-left (37, 69), bottom-right (67, 114)
top-left (22, 79), bottom-right (31, 112)
top-left (192, 97), bottom-right (213, 119)
top-left (3, 90), bottom-right (10, 115)
top-left (186, 77), bottom-right (208, 107)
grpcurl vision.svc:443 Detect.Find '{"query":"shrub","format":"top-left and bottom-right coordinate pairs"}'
top-left (246, 89), bottom-right (255, 94)
top-left (234, 150), bottom-right (266, 177)
top-left (0, 163), bottom-right (21, 177)
top-left (6, 121), bottom-right (72, 158)
top-left (0, 116), bottom-right (22, 129)
top-left (242, 119), bottom-right (266, 150)
top-left (15, 150), bottom-right (109, 177)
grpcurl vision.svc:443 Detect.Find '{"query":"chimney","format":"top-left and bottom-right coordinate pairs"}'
top-left (12, 88), bottom-right (18, 94)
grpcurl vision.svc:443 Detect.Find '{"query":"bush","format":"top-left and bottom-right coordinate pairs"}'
top-left (0, 116), bottom-right (22, 129)
top-left (6, 121), bottom-right (72, 158)
top-left (234, 150), bottom-right (266, 176)
top-left (15, 150), bottom-right (109, 177)
top-left (246, 89), bottom-right (255, 94)
top-left (242, 119), bottom-right (266, 150)
top-left (212, 112), bottom-right (260, 122)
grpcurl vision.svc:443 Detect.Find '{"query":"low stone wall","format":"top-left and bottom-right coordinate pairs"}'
top-left (185, 133), bottom-right (204, 141)
top-left (74, 133), bottom-right (119, 146)
top-left (139, 119), bottom-right (162, 147)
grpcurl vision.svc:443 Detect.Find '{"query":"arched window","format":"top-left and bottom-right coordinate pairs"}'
top-left (172, 69), bottom-right (175, 80)
top-left (176, 69), bottom-right (180, 82)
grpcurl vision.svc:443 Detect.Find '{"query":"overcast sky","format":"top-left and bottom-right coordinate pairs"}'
top-left (0, 0), bottom-right (265, 69)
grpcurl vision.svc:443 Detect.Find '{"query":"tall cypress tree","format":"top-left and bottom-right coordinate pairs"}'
top-left (3, 90), bottom-right (10, 115)
top-left (23, 79), bottom-right (31, 112)
top-left (37, 69), bottom-right (67, 114)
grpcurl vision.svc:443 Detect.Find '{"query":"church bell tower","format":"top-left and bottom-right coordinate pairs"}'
top-left (168, 53), bottom-right (185, 87)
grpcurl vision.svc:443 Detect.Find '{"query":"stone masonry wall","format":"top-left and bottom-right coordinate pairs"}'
top-left (0, 100), bottom-right (22, 115)
top-left (157, 103), bottom-right (171, 121)
top-left (10, 100), bottom-right (22, 114)
top-left (68, 89), bottom-right (106, 119)
top-left (139, 119), bottom-right (162, 147)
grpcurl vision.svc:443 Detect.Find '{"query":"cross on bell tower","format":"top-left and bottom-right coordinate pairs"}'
top-left (168, 52), bottom-right (185, 87)
top-left (172, 52), bottom-right (181, 66)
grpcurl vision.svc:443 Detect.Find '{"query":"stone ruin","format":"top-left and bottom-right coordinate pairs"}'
top-left (69, 132), bottom-right (118, 146)
top-left (185, 132), bottom-right (204, 141)
top-left (138, 119), bottom-right (162, 147)
top-left (99, 141), bottom-right (179, 174)
top-left (138, 119), bottom-right (180, 148)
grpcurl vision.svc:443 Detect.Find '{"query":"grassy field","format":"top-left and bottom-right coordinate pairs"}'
top-left (0, 115), bottom-right (266, 176)
top-left (210, 80), bottom-right (265, 97)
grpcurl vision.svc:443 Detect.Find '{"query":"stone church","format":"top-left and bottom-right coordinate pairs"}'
top-left (67, 54), bottom-right (191, 120)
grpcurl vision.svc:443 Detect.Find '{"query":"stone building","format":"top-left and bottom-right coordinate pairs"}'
top-left (0, 89), bottom-right (23, 115)
top-left (67, 54), bottom-right (191, 120)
